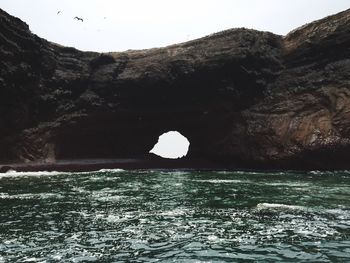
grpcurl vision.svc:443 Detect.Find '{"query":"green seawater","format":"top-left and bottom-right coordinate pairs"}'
top-left (0, 169), bottom-right (349, 262)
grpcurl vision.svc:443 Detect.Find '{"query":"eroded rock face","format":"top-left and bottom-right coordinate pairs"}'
top-left (0, 8), bottom-right (350, 169)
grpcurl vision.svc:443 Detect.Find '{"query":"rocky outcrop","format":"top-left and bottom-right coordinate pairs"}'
top-left (0, 8), bottom-right (350, 170)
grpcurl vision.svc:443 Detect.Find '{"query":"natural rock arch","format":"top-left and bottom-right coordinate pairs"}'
top-left (0, 8), bottom-right (350, 170)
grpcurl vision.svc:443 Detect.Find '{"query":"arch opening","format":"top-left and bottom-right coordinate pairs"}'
top-left (149, 131), bottom-right (190, 159)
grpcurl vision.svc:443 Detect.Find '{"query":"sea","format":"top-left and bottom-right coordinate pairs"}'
top-left (0, 169), bottom-right (349, 262)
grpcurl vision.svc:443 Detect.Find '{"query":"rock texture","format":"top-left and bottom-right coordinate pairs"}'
top-left (0, 8), bottom-right (350, 170)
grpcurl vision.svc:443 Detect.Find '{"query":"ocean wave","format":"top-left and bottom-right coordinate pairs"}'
top-left (308, 170), bottom-right (350, 176)
top-left (324, 208), bottom-right (350, 218)
top-left (0, 170), bottom-right (66, 178)
top-left (159, 208), bottom-right (190, 217)
top-left (0, 168), bottom-right (125, 179)
top-left (193, 179), bottom-right (247, 184)
top-left (231, 171), bottom-right (263, 175)
top-left (262, 182), bottom-right (311, 187)
top-left (159, 171), bottom-right (191, 176)
top-left (0, 192), bottom-right (64, 200)
top-left (256, 203), bottom-right (306, 210)
top-left (94, 168), bottom-right (125, 173)
top-left (72, 168), bottom-right (125, 175)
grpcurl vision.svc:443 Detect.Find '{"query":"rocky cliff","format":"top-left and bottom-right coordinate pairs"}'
top-left (0, 8), bottom-right (350, 170)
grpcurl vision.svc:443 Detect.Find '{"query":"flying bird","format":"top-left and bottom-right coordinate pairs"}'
top-left (57, 11), bottom-right (61, 15)
top-left (74, 16), bottom-right (84, 22)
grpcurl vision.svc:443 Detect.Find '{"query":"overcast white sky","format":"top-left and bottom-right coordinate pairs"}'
top-left (1, 0), bottom-right (349, 52)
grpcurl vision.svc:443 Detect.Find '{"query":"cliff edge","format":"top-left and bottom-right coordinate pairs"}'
top-left (1, 8), bottom-right (350, 170)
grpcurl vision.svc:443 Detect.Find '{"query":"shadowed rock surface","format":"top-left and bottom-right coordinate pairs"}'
top-left (0, 8), bottom-right (350, 170)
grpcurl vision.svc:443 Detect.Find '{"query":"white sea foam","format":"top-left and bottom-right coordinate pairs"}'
top-left (95, 168), bottom-right (125, 173)
top-left (22, 257), bottom-right (39, 262)
top-left (88, 176), bottom-right (121, 182)
top-left (0, 168), bottom-right (125, 179)
top-left (72, 168), bottom-right (125, 175)
top-left (0, 170), bottom-right (66, 178)
top-left (263, 182), bottom-right (311, 187)
top-left (308, 170), bottom-right (347, 176)
top-left (194, 179), bottom-right (247, 184)
top-left (160, 208), bottom-right (189, 217)
top-left (216, 171), bottom-right (231, 174)
top-left (234, 171), bottom-right (264, 175)
top-left (0, 192), bottom-right (64, 200)
top-left (95, 195), bottom-right (127, 202)
top-left (102, 213), bottom-right (136, 223)
top-left (256, 203), bottom-right (306, 210)
top-left (324, 208), bottom-right (350, 219)
top-left (207, 235), bottom-right (219, 242)
top-left (159, 171), bottom-right (190, 176)
top-left (308, 170), bottom-right (333, 176)
top-left (309, 170), bottom-right (350, 177)
top-left (71, 186), bottom-right (87, 193)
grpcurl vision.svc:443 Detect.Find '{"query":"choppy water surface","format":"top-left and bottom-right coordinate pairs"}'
top-left (0, 170), bottom-right (349, 262)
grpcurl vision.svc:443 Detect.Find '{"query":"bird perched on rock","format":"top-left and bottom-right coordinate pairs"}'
top-left (74, 16), bottom-right (84, 22)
